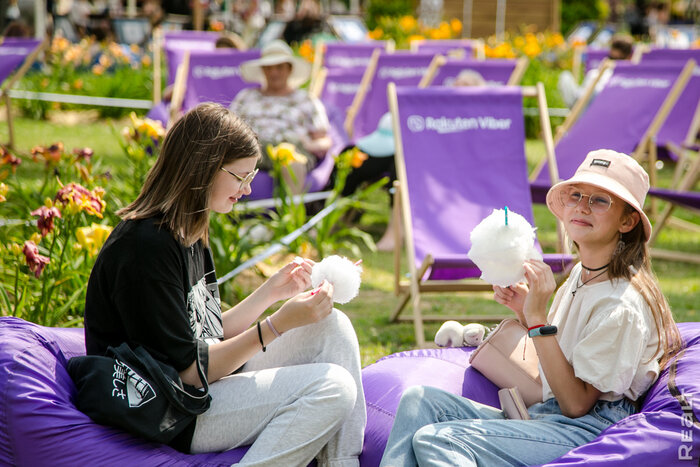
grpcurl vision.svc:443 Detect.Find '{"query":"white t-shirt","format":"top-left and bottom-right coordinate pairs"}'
top-left (540, 263), bottom-right (662, 402)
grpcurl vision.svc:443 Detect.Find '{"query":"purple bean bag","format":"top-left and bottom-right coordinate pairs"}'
top-left (1, 317), bottom-right (699, 466)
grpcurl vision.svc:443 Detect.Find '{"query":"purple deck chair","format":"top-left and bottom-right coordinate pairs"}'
top-left (348, 51), bottom-right (435, 140)
top-left (425, 57), bottom-right (522, 87)
top-left (388, 85), bottom-right (573, 346)
top-left (1, 37), bottom-right (43, 147)
top-left (323, 41), bottom-right (387, 71)
top-left (531, 61), bottom-right (693, 203)
top-left (320, 67), bottom-right (365, 117)
top-left (412, 39), bottom-right (474, 58)
top-left (181, 49), bottom-right (261, 111)
top-left (163, 31), bottom-right (220, 86)
top-left (640, 49), bottom-right (700, 153)
top-left (582, 47), bottom-right (612, 74)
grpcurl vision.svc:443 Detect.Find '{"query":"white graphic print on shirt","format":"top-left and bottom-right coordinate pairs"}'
top-left (187, 277), bottom-right (224, 344)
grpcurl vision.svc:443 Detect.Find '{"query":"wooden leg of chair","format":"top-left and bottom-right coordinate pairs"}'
top-left (411, 289), bottom-right (425, 348)
top-left (390, 290), bottom-right (410, 322)
top-left (5, 94), bottom-right (15, 149)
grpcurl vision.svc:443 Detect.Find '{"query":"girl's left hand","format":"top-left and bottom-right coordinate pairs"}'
top-left (522, 260), bottom-right (556, 325)
top-left (264, 258), bottom-right (314, 302)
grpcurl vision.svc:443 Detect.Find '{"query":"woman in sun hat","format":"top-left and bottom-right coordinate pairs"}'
top-left (379, 149), bottom-right (682, 466)
top-left (231, 39), bottom-right (331, 193)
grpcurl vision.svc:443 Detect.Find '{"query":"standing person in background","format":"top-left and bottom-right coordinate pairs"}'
top-left (83, 103), bottom-right (366, 466)
top-left (379, 149), bottom-right (682, 467)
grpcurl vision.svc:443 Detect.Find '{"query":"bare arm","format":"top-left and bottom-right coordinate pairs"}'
top-left (522, 260), bottom-right (601, 417)
top-left (180, 280), bottom-right (334, 386)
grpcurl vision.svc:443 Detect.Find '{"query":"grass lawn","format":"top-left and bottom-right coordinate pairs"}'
top-left (2, 113), bottom-right (698, 367)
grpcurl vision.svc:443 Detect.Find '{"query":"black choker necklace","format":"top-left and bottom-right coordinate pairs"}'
top-left (572, 266), bottom-right (609, 297)
top-left (581, 262), bottom-right (611, 272)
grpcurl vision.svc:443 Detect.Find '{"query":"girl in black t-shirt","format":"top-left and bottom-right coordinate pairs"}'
top-left (84, 103), bottom-right (366, 464)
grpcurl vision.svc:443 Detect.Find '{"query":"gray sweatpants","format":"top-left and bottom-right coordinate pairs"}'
top-left (190, 309), bottom-right (367, 467)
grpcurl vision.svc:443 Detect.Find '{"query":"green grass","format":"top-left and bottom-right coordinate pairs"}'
top-left (2, 113), bottom-right (698, 367)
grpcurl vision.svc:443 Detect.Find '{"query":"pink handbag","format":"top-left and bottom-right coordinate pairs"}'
top-left (469, 318), bottom-right (543, 406)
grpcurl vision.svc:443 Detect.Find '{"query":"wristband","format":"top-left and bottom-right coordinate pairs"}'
top-left (256, 321), bottom-right (266, 352)
top-left (266, 316), bottom-right (282, 338)
top-left (528, 325), bottom-right (558, 338)
top-left (527, 324), bottom-right (545, 332)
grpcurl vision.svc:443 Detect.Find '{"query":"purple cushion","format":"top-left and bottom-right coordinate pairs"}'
top-left (359, 322), bottom-right (700, 467)
top-left (0, 317), bottom-right (247, 466)
top-left (2, 317), bottom-right (699, 466)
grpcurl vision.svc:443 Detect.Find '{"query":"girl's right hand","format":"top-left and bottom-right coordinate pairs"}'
top-left (271, 280), bottom-right (334, 333)
top-left (493, 282), bottom-right (529, 323)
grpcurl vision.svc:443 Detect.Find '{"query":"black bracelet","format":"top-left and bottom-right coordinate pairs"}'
top-left (256, 321), bottom-right (266, 352)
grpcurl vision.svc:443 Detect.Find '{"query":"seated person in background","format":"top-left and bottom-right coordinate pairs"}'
top-left (342, 112), bottom-right (397, 251)
top-left (452, 69), bottom-right (486, 87)
top-left (558, 34), bottom-right (634, 108)
top-left (231, 39), bottom-right (332, 194)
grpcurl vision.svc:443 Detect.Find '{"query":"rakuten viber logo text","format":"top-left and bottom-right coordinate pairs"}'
top-left (406, 115), bottom-right (513, 133)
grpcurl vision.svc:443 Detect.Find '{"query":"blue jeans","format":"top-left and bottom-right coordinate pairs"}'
top-left (379, 385), bottom-right (636, 467)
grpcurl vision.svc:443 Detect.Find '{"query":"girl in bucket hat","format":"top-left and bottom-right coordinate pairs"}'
top-left (231, 39), bottom-right (331, 193)
top-left (380, 149), bottom-right (682, 467)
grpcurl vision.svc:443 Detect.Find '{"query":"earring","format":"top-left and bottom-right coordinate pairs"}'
top-left (613, 238), bottom-right (625, 256)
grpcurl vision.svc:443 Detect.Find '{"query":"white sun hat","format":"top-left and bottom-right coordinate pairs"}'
top-left (240, 40), bottom-right (312, 89)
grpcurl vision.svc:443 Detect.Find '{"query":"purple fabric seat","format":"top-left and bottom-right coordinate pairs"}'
top-left (392, 86), bottom-right (573, 281)
top-left (412, 39), bottom-right (474, 58)
top-left (648, 187), bottom-right (700, 210)
top-left (181, 49), bottom-right (261, 111)
top-left (2, 316), bottom-right (699, 465)
top-left (640, 49), bottom-right (700, 153)
top-left (531, 61), bottom-right (689, 203)
top-left (427, 58), bottom-right (519, 87)
top-left (352, 52), bottom-right (435, 139)
top-left (323, 42), bottom-right (387, 72)
top-left (0, 38), bottom-right (42, 84)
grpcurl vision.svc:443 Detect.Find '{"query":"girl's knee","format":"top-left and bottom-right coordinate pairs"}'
top-left (320, 364), bottom-right (357, 418)
top-left (412, 425), bottom-right (447, 455)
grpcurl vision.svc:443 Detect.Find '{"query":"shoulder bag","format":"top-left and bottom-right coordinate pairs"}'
top-left (469, 318), bottom-right (543, 406)
top-left (67, 340), bottom-right (211, 444)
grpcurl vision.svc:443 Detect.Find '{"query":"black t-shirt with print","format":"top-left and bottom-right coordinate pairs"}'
top-left (84, 216), bottom-right (223, 451)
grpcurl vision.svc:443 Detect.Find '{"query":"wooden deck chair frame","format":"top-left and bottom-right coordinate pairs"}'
top-left (1, 38), bottom-right (47, 149)
top-left (388, 82), bottom-right (570, 347)
top-left (168, 50), bottom-right (190, 127)
top-left (418, 55), bottom-right (529, 88)
top-left (343, 47), bottom-right (382, 138)
top-left (649, 147), bottom-right (700, 264)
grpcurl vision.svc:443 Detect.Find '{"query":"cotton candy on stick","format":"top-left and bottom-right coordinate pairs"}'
top-left (467, 207), bottom-right (542, 287)
top-left (310, 255), bottom-right (363, 304)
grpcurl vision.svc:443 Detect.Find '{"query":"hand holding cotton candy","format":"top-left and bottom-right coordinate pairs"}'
top-left (467, 207), bottom-right (542, 287)
top-left (311, 255), bottom-right (362, 304)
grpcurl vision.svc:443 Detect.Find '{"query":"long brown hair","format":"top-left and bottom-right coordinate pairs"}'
top-left (607, 205), bottom-right (682, 370)
top-left (118, 103), bottom-right (260, 246)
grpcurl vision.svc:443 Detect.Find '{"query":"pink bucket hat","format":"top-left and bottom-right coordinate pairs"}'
top-left (546, 149), bottom-right (652, 241)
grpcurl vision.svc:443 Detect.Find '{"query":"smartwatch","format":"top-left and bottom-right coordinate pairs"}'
top-left (528, 325), bottom-right (558, 338)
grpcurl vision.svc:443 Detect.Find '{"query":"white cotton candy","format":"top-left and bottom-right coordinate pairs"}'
top-left (467, 208), bottom-right (542, 287)
top-left (311, 255), bottom-right (362, 304)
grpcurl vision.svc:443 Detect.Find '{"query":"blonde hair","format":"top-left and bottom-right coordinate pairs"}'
top-left (572, 204), bottom-right (682, 370)
top-left (609, 205), bottom-right (682, 369)
top-left (118, 103), bottom-right (260, 246)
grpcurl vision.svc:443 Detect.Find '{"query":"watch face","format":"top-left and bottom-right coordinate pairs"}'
top-left (540, 325), bottom-right (558, 335)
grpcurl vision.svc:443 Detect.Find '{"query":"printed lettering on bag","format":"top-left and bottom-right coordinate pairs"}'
top-left (111, 360), bottom-right (156, 408)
